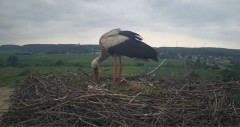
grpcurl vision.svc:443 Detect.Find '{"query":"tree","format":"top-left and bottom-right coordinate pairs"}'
top-left (221, 59), bottom-right (240, 81)
top-left (55, 60), bottom-right (64, 66)
top-left (189, 70), bottom-right (200, 78)
top-left (221, 69), bottom-right (239, 81)
top-left (7, 55), bottom-right (19, 67)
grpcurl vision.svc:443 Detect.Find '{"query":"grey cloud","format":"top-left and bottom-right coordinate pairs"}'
top-left (147, 0), bottom-right (240, 42)
top-left (0, 0), bottom-right (239, 48)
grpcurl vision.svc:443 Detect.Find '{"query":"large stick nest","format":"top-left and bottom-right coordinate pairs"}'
top-left (0, 72), bottom-right (240, 126)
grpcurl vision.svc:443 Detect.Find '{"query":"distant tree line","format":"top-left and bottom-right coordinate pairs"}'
top-left (1, 44), bottom-right (240, 58)
top-left (157, 47), bottom-right (240, 58)
top-left (0, 44), bottom-right (100, 53)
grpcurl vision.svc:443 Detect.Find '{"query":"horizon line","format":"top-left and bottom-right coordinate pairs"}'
top-left (0, 43), bottom-right (240, 50)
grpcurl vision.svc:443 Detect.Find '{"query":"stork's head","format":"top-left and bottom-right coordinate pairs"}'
top-left (91, 58), bottom-right (100, 85)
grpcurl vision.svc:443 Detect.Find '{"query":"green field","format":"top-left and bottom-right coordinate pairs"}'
top-left (0, 52), bottom-right (233, 87)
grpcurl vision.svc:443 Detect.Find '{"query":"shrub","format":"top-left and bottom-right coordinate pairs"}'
top-left (212, 64), bottom-right (220, 70)
top-left (55, 60), bottom-right (64, 66)
top-left (221, 69), bottom-right (240, 81)
top-left (0, 58), bottom-right (3, 67)
top-left (189, 70), bottom-right (200, 78)
top-left (75, 63), bottom-right (83, 67)
top-left (18, 69), bottom-right (31, 76)
top-left (7, 55), bottom-right (19, 67)
top-left (136, 62), bottom-right (144, 66)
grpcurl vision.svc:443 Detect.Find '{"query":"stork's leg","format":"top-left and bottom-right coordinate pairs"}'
top-left (118, 56), bottom-right (122, 82)
top-left (94, 67), bottom-right (100, 86)
top-left (112, 55), bottom-right (118, 84)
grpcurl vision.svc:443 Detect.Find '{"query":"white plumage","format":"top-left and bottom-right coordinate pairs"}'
top-left (100, 29), bottom-right (129, 50)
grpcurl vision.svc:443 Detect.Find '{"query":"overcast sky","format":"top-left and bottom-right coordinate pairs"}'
top-left (0, 0), bottom-right (240, 49)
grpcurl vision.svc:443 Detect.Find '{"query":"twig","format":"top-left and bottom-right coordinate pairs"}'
top-left (176, 83), bottom-right (189, 95)
top-left (145, 59), bottom-right (166, 76)
top-left (129, 92), bottom-right (142, 103)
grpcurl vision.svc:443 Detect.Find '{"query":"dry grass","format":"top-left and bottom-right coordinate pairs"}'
top-left (0, 87), bottom-right (13, 117)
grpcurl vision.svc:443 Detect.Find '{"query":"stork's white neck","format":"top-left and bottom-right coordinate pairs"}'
top-left (91, 57), bottom-right (99, 69)
top-left (91, 52), bottom-right (109, 69)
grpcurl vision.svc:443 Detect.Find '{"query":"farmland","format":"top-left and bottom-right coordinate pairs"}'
top-left (0, 51), bottom-right (237, 87)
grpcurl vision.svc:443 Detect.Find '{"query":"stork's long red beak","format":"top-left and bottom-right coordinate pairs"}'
top-left (94, 67), bottom-right (100, 85)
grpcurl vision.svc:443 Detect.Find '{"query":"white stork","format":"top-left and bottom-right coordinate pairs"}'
top-left (91, 28), bottom-right (158, 85)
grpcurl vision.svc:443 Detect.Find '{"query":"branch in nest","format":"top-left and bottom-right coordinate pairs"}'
top-left (145, 59), bottom-right (166, 76)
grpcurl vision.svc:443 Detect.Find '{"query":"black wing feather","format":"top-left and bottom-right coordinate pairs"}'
top-left (108, 31), bottom-right (158, 62)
